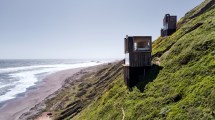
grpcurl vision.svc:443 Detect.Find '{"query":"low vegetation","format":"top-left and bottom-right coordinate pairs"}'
top-left (74, 0), bottom-right (215, 119)
top-left (30, 0), bottom-right (215, 119)
top-left (43, 61), bottom-right (123, 120)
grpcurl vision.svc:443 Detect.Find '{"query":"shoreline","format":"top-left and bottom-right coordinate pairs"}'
top-left (0, 67), bottom-right (84, 120)
top-left (32, 61), bottom-right (121, 120)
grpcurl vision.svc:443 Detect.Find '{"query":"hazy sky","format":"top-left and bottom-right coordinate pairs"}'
top-left (0, 0), bottom-right (204, 59)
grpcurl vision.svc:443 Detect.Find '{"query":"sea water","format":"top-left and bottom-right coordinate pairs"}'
top-left (0, 59), bottom-right (104, 105)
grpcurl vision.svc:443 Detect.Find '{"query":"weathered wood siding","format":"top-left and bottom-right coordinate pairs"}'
top-left (168, 16), bottom-right (177, 29)
top-left (123, 66), bottom-right (130, 86)
top-left (123, 66), bottom-right (151, 87)
top-left (124, 37), bottom-right (133, 53)
top-left (129, 52), bottom-right (151, 67)
top-left (124, 38), bottom-right (128, 53)
top-left (128, 37), bottom-right (133, 53)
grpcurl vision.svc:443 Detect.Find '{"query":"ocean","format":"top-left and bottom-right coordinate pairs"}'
top-left (0, 59), bottom-right (105, 106)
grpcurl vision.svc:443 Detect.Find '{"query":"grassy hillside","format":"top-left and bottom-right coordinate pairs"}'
top-left (73, 0), bottom-right (215, 119)
top-left (28, 61), bottom-right (124, 120)
top-left (28, 0), bottom-right (214, 119)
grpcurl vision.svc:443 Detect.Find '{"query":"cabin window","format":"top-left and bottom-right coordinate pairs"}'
top-left (134, 40), bottom-right (150, 51)
top-left (125, 53), bottom-right (129, 65)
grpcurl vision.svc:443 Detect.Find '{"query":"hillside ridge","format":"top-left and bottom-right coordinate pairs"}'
top-left (74, 0), bottom-right (215, 119)
top-left (23, 0), bottom-right (215, 119)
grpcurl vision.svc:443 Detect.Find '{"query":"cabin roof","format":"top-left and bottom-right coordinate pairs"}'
top-left (126, 36), bottom-right (152, 38)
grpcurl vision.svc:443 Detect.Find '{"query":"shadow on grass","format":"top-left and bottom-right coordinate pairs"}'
top-left (135, 64), bottom-right (163, 92)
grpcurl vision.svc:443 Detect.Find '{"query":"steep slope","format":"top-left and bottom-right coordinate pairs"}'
top-left (74, 0), bottom-right (215, 120)
top-left (21, 61), bottom-right (123, 120)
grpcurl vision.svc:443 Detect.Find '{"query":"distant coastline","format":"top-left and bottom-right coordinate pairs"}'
top-left (0, 59), bottom-right (105, 104)
top-left (0, 67), bottom-right (84, 120)
top-left (0, 59), bottom-right (113, 120)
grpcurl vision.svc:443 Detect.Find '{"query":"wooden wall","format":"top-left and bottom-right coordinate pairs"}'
top-left (129, 52), bottom-right (151, 67)
top-left (123, 66), bottom-right (130, 86)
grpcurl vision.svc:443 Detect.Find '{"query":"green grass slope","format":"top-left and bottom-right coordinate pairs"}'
top-left (37, 62), bottom-right (123, 120)
top-left (74, 1), bottom-right (215, 120)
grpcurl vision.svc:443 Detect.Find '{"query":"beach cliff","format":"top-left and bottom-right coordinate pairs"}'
top-left (21, 0), bottom-right (214, 119)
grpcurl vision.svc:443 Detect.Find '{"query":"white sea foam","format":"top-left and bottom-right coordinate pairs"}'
top-left (0, 63), bottom-right (87, 74)
top-left (0, 62), bottom-right (103, 102)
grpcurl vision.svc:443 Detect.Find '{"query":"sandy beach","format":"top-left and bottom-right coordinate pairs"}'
top-left (0, 67), bottom-right (84, 120)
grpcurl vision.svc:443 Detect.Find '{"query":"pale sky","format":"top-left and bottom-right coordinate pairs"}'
top-left (0, 0), bottom-right (204, 59)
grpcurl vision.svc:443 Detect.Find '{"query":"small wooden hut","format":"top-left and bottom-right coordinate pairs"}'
top-left (123, 35), bottom-right (152, 87)
top-left (161, 14), bottom-right (177, 36)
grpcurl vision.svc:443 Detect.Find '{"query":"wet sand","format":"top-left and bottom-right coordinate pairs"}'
top-left (0, 68), bottom-right (83, 120)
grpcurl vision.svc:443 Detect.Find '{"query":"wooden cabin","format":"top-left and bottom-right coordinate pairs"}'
top-left (161, 14), bottom-right (177, 36)
top-left (123, 35), bottom-right (152, 87)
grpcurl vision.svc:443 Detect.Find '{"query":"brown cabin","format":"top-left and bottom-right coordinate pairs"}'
top-left (161, 14), bottom-right (177, 37)
top-left (123, 35), bottom-right (152, 87)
